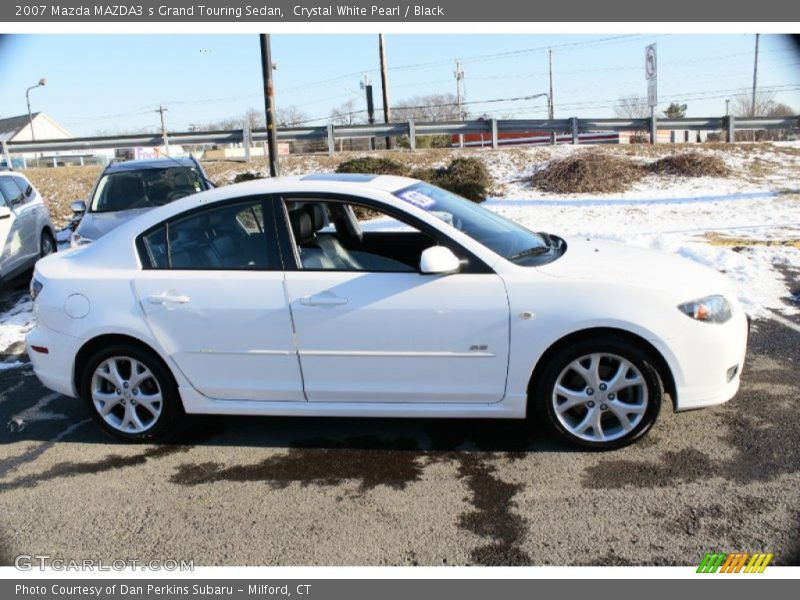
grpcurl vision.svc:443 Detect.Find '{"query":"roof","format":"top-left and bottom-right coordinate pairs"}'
top-left (105, 157), bottom-right (197, 172)
top-left (0, 113), bottom-right (40, 142)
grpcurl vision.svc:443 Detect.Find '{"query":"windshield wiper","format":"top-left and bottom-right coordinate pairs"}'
top-left (508, 246), bottom-right (551, 260)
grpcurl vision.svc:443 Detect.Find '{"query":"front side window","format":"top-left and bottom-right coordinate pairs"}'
top-left (91, 167), bottom-right (204, 213)
top-left (140, 201), bottom-right (273, 270)
top-left (393, 182), bottom-right (555, 263)
top-left (284, 199), bottom-right (436, 272)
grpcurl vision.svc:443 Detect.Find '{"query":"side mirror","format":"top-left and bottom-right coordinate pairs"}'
top-left (0, 206), bottom-right (11, 220)
top-left (420, 246), bottom-right (460, 275)
top-left (70, 200), bottom-right (87, 214)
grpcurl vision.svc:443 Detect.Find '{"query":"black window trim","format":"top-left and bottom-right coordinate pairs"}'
top-left (273, 192), bottom-right (495, 275)
top-left (135, 194), bottom-right (282, 272)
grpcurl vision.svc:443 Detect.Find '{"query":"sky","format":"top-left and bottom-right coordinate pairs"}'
top-left (0, 33), bottom-right (798, 136)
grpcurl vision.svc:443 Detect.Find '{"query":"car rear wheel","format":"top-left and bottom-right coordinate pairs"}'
top-left (81, 344), bottom-right (181, 441)
top-left (40, 230), bottom-right (56, 258)
top-left (536, 337), bottom-right (662, 450)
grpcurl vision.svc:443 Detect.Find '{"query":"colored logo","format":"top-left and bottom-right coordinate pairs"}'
top-left (697, 552), bottom-right (773, 573)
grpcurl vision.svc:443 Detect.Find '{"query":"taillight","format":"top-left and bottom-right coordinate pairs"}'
top-left (30, 277), bottom-right (43, 301)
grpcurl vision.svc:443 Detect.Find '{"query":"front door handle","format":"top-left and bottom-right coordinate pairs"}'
top-left (147, 292), bottom-right (190, 305)
top-left (299, 294), bottom-right (348, 307)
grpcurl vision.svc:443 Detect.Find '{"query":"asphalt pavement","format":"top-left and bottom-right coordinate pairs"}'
top-left (0, 287), bottom-right (798, 567)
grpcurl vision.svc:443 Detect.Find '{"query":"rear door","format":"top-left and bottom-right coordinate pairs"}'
top-left (132, 196), bottom-right (304, 402)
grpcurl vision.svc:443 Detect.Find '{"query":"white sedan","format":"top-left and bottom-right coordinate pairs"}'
top-left (26, 174), bottom-right (749, 449)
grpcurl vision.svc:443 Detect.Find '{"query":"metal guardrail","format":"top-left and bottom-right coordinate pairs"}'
top-left (2, 116), bottom-right (798, 163)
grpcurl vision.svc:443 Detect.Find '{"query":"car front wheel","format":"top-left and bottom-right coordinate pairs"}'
top-left (81, 344), bottom-right (181, 441)
top-left (536, 337), bottom-right (663, 450)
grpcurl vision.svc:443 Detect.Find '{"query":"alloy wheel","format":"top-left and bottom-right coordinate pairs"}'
top-left (551, 352), bottom-right (648, 443)
top-left (91, 356), bottom-right (163, 434)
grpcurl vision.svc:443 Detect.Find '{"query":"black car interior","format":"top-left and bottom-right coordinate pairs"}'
top-left (286, 201), bottom-right (436, 272)
top-left (143, 202), bottom-right (268, 270)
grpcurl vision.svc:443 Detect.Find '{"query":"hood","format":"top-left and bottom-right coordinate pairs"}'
top-left (537, 237), bottom-right (732, 298)
top-left (75, 207), bottom-right (153, 241)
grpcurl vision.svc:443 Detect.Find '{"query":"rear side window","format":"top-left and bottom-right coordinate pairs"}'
top-left (139, 200), bottom-right (277, 270)
top-left (10, 175), bottom-right (33, 200)
top-left (0, 178), bottom-right (23, 207)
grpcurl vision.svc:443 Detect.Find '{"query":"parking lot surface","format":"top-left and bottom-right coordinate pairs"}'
top-left (0, 295), bottom-right (798, 566)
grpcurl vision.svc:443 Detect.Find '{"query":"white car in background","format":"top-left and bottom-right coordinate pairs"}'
top-left (26, 174), bottom-right (749, 449)
top-left (0, 169), bottom-right (57, 286)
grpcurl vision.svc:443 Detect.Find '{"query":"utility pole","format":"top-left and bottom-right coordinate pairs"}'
top-left (378, 34), bottom-right (392, 149)
top-left (454, 60), bottom-right (464, 148)
top-left (260, 33), bottom-right (280, 177)
top-left (751, 33), bottom-right (760, 117)
top-left (548, 49), bottom-right (555, 145)
top-left (725, 99), bottom-right (730, 116)
top-left (155, 105), bottom-right (170, 156)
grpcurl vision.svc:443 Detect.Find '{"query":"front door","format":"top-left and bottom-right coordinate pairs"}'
top-left (280, 197), bottom-right (510, 403)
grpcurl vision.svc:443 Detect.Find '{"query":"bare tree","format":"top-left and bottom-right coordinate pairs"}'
top-left (732, 90), bottom-right (797, 141)
top-left (614, 94), bottom-right (650, 119)
top-left (393, 93), bottom-right (463, 122)
top-left (276, 105), bottom-right (309, 127)
top-left (731, 89), bottom-right (779, 117)
top-left (329, 99), bottom-right (361, 126)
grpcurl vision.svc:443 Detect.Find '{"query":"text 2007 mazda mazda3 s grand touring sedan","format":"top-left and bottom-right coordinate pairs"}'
top-left (26, 174), bottom-right (749, 449)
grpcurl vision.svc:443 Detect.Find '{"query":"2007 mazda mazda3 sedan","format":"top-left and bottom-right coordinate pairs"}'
top-left (26, 174), bottom-right (749, 449)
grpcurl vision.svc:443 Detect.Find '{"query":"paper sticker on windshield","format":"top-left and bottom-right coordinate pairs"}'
top-left (397, 189), bottom-right (435, 209)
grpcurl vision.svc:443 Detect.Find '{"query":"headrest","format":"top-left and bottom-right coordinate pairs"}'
top-left (289, 209), bottom-right (314, 244)
top-left (304, 203), bottom-right (326, 231)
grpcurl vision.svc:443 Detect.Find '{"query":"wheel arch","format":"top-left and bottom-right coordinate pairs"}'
top-left (73, 333), bottom-right (178, 400)
top-left (41, 224), bottom-right (56, 242)
top-left (525, 327), bottom-right (678, 414)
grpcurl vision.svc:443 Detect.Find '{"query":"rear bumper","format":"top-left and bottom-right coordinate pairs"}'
top-left (26, 325), bottom-right (81, 398)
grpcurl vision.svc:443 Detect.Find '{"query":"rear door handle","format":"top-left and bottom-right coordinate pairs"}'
top-left (147, 293), bottom-right (190, 305)
top-left (299, 294), bottom-right (348, 307)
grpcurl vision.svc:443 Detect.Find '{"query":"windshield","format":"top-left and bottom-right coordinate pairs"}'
top-left (393, 182), bottom-right (548, 260)
top-left (90, 167), bottom-right (203, 213)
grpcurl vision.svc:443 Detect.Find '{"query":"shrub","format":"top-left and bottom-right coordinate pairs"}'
top-left (530, 151), bottom-right (646, 194)
top-left (414, 156), bottom-right (492, 203)
top-left (335, 156), bottom-right (410, 176)
top-left (232, 171), bottom-right (265, 183)
top-left (649, 152), bottom-right (729, 177)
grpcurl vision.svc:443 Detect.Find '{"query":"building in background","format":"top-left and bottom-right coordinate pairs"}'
top-left (0, 112), bottom-right (114, 167)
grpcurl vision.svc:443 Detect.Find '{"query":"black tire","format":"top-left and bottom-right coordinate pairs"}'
top-left (40, 230), bottom-right (56, 258)
top-left (534, 336), bottom-right (663, 450)
top-left (80, 343), bottom-right (182, 442)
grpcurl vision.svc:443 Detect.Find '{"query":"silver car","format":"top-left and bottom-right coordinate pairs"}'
top-left (0, 169), bottom-right (57, 286)
top-left (70, 157), bottom-right (212, 248)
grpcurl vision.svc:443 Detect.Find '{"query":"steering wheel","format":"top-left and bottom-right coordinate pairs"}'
top-left (167, 190), bottom-right (190, 203)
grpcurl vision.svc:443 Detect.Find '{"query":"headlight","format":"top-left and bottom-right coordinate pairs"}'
top-left (30, 276), bottom-right (43, 301)
top-left (678, 295), bottom-right (732, 323)
top-left (70, 232), bottom-right (93, 248)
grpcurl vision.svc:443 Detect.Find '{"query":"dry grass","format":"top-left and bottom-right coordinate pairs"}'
top-left (649, 152), bottom-right (729, 177)
top-left (704, 233), bottom-right (800, 249)
top-left (21, 165), bottom-right (102, 228)
top-left (530, 151), bottom-right (646, 194)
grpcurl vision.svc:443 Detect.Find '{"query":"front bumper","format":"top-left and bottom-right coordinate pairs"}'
top-left (26, 325), bottom-right (82, 398)
top-left (653, 307), bottom-right (749, 411)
